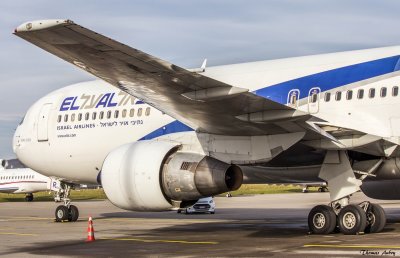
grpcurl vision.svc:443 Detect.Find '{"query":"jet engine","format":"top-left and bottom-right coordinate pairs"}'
top-left (101, 140), bottom-right (243, 211)
top-left (353, 158), bottom-right (400, 200)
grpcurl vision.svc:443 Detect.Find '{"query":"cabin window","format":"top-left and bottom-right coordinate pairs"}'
top-left (369, 88), bottom-right (375, 98)
top-left (78, 113), bottom-right (82, 121)
top-left (85, 112), bottom-right (89, 121)
top-left (71, 113), bottom-right (75, 122)
top-left (122, 109), bottom-right (127, 118)
top-left (130, 108), bottom-right (135, 117)
top-left (64, 115), bottom-right (68, 122)
top-left (145, 107), bottom-right (151, 116)
top-left (357, 89), bottom-right (364, 99)
top-left (346, 90), bottom-right (353, 100)
top-left (324, 92), bottom-right (331, 102)
top-left (335, 91), bottom-right (342, 101)
top-left (381, 87), bottom-right (387, 97)
top-left (57, 115), bottom-right (62, 123)
top-left (310, 93), bottom-right (318, 103)
top-left (289, 94), bottom-right (297, 105)
top-left (137, 108), bottom-right (143, 117)
top-left (107, 110), bottom-right (112, 119)
top-left (114, 110), bottom-right (119, 118)
top-left (393, 86), bottom-right (399, 97)
top-left (92, 112), bottom-right (97, 120)
top-left (99, 111), bottom-right (104, 120)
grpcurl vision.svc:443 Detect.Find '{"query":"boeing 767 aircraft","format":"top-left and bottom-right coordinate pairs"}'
top-left (11, 19), bottom-right (400, 235)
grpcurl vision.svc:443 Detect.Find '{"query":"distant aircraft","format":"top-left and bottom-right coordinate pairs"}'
top-left (12, 19), bottom-right (400, 235)
top-left (0, 159), bottom-right (58, 202)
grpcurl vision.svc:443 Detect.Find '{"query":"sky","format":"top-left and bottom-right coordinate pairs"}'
top-left (1, 0), bottom-right (400, 158)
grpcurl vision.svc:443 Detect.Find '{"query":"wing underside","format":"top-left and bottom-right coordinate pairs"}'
top-left (14, 19), bottom-right (312, 136)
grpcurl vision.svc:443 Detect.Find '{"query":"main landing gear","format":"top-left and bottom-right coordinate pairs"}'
top-left (308, 150), bottom-right (386, 235)
top-left (54, 183), bottom-right (79, 222)
top-left (25, 193), bottom-right (34, 202)
top-left (308, 199), bottom-right (386, 235)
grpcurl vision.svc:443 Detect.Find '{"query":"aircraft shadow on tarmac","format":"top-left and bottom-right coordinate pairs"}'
top-left (5, 220), bottom-right (400, 257)
top-left (3, 207), bottom-right (400, 257)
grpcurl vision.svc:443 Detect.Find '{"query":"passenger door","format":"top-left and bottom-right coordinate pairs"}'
top-left (37, 103), bottom-right (52, 142)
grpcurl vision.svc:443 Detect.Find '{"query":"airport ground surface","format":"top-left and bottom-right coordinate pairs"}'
top-left (0, 193), bottom-right (399, 257)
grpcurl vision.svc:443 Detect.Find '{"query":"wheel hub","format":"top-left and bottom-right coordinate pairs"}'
top-left (57, 209), bottom-right (64, 218)
top-left (342, 212), bottom-right (356, 229)
top-left (367, 211), bottom-right (376, 225)
top-left (313, 213), bottom-right (326, 229)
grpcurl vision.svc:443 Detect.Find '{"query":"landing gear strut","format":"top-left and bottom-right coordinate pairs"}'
top-left (54, 183), bottom-right (79, 222)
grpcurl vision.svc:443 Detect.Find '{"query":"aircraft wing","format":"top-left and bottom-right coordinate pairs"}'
top-left (14, 19), bottom-right (312, 136)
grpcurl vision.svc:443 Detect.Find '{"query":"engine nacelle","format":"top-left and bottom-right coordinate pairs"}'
top-left (354, 158), bottom-right (400, 200)
top-left (101, 140), bottom-right (243, 211)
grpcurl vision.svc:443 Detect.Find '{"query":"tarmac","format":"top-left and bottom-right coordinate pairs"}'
top-left (0, 192), bottom-right (399, 257)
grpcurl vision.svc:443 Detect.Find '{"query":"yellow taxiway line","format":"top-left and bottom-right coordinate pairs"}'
top-left (100, 237), bottom-right (218, 245)
top-left (304, 244), bottom-right (400, 249)
top-left (0, 232), bottom-right (38, 236)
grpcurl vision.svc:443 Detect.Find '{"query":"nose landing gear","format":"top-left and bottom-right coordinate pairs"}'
top-left (54, 183), bottom-right (79, 222)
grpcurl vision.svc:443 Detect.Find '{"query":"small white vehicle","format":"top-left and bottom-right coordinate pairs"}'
top-left (178, 197), bottom-right (216, 214)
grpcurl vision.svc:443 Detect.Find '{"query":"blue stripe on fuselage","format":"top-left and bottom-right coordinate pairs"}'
top-left (139, 120), bottom-right (193, 140)
top-left (255, 55), bottom-right (400, 104)
top-left (139, 55), bottom-right (400, 140)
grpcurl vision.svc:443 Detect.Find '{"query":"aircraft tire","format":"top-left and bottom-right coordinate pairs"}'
top-left (308, 205), bottom-right (336, 234)
top-left (365, 203), bottom-right (386, 233)
top-left (55, 205), bottom-right (69, 222)
top-left (68, 205), bottom-right (79, 222)
top-left (338, 204), bottom-right (367, 235)
top-left (25, 194), bottom-right (33, 202)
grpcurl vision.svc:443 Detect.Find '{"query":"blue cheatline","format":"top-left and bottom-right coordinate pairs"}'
top-left (255, 55), bottom-right (400, 104)
top-left (139, 120), bottom-right (194, 141)
top-left (138, 55), bottom-right (400, 139)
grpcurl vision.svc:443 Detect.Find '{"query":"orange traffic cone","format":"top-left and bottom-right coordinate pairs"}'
top-left (86, 216), bottom-right (95, 242)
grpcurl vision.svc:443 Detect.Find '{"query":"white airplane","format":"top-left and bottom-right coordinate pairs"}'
top-left (11, 19), bottom-right (400, 235)
top-left (0, 159), bottom-right (75, 220)
top-left (0, 159), bottom-right (56, 202)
